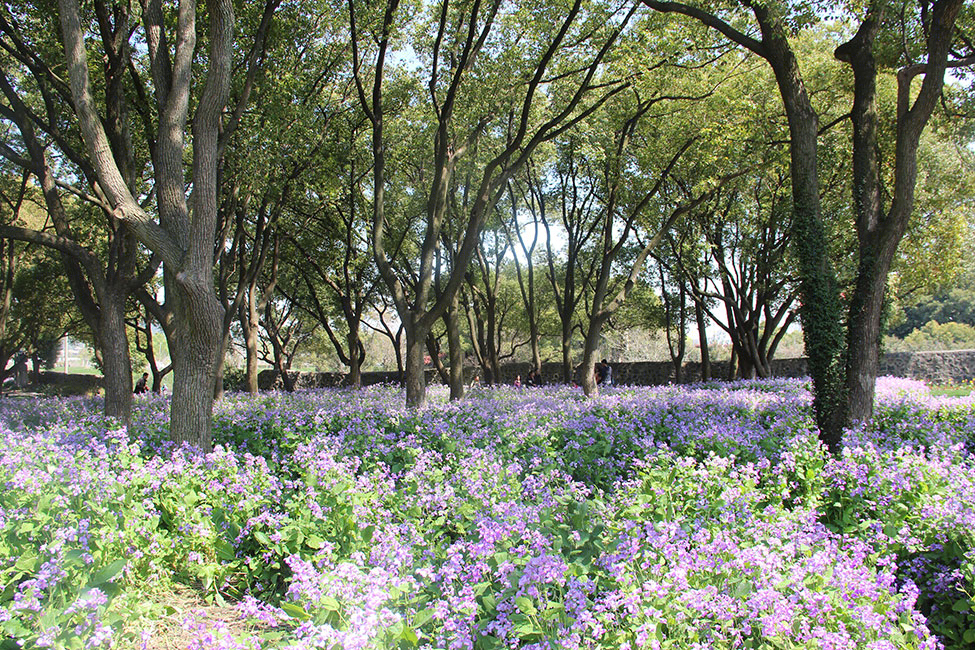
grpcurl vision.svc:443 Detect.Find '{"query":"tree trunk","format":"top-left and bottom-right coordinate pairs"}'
top-left (579, 334), bottom-right (599, 397)
top-left (212, 330), bottom-right (230, 401)
top-left (445, 293), bottom-right (464, 400)
top-left (560, 318), bottom-right (574, 384)
top-left (240, 290), bottom-right (261, 394)
top-left (837, 0), bottom-right (961, 427)
top-left (404, 323), bottom-right (427, 407)
top-left (347, 324), bottom-right (363, 389)
top-left (758, 16), bottom-right (846, 454)
top-left (426, 333), bottom-right (449, 384)
top-left (846, 228), bottom-right (901, 424)
top-left (695, 295), bottom-right (711, 381)
top-left (99, 288), bottom-right (133, 422)
top-left (168, 279), bottom-right (224, 450)
top-left (244, 318), bottom-right (260, 394)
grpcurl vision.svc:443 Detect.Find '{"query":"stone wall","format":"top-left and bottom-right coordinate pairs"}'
top-left (256, 349), bottom-right (975, 390)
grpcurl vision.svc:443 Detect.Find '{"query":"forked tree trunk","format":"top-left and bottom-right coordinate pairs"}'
top-left (57, 0), bottom-right (237, 452)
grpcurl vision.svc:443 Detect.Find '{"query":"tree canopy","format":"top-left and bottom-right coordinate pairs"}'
top-left (1, 0), bottom-right (973, 450)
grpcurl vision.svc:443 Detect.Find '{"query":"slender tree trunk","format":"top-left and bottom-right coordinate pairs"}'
top-left (244, 315), bottom-right (260, 394)
top-left (561, 318), bottom-right (574, 384)
top-left (695, 294), bottom-right (710, 381)
top-left (212, 332), bottom-right (230, 401)
top-left (426, 333), bottom-right (449, 384)
top-left (446, 293), bottom-right (464, 400)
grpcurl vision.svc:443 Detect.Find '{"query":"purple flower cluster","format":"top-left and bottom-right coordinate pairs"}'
top-left (1, 378), bottom-right (973, 648)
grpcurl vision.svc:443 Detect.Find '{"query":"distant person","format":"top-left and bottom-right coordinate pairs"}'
top-left (514, 374), bottom-right (522, 388)
top-left (134, 372), bottom-right (149, 394)
top-left (594, 361), bottom-right (605, 385)
top-left (12, 356), bottom-right (27, 389)
top-left (526, 369), bottom-right (541, 387)
top-left (601, 359), bottom-right (613, 386)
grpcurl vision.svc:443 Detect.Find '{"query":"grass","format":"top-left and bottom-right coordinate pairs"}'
top-left (929, 380), bottom-right (974, 397)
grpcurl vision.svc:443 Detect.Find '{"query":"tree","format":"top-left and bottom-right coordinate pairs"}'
top-left (0, 3), bottom-right (152, 420)
top-left (680, 179), bottom-right (800, 380)
top-left (541, 138), bottom-right (604, 383)
top-left (48, 0), bottom-right (285, 450)
top-left (215, 0), bottom-right (348, 395)
top-left (260, 296), bottom-right (319, 392)
top-left (642, 0), bottom-right (973, 452)
top-left (502, 166), bottom-right (547, 375)
top-left (352, 0), bottom-right (639, 407)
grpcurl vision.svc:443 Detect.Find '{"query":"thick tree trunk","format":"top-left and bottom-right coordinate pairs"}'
top-left (169, 279), bottom-right (224, 450)
top-left (759, 21), bottom-right (846, 454)
top-left (347, 324), bottom-right (363, 389)
top-left (846, 250), bottom-right (891, 424)
top-left (579, 334), bottom-right (599, 397)
top-left (560, 319), bottom-right (574, 384)
top-left (837, 0), bottom-right (960, 428)
top-left (99, 289), bottom-right (133, 422)
top-left (404, 325), bottom-right (427, 407)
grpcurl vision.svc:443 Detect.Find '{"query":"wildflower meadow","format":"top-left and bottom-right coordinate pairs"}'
top-left (2, 377), bottom-right (975, 649)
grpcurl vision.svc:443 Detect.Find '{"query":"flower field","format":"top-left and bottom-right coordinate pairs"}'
top-left (2, 378), bottom-right (975, 650)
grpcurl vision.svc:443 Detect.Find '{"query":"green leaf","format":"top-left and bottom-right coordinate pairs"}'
top-left (320, 595), bottom-right (340, 611)
top-left (399, 626), bottom-right (419, 645)
top-left (215, 539), bottom-right (236, 561)
top-left (88, 559), bottom-right (127, 586)
top-left (361, 525), bottom-right (375, 543)
top-left (512, 622), bottom-right (538, 639)
top-left (254, 531), bottom-right (271, 545)
top-left (14, 554), bottom-right (36, 572)
top-left (472, 582), bottom-right (490, 596)
top-left (413, 608), bottom-right (434, 628)
top-left (305, 535), bottom-right (325, 550)
top-left (514, 596), bottom-right (536, 615)
top-left (281, 602), bottom-right (311, 621)
top-left (951, 598), bottom-right (971, 612)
